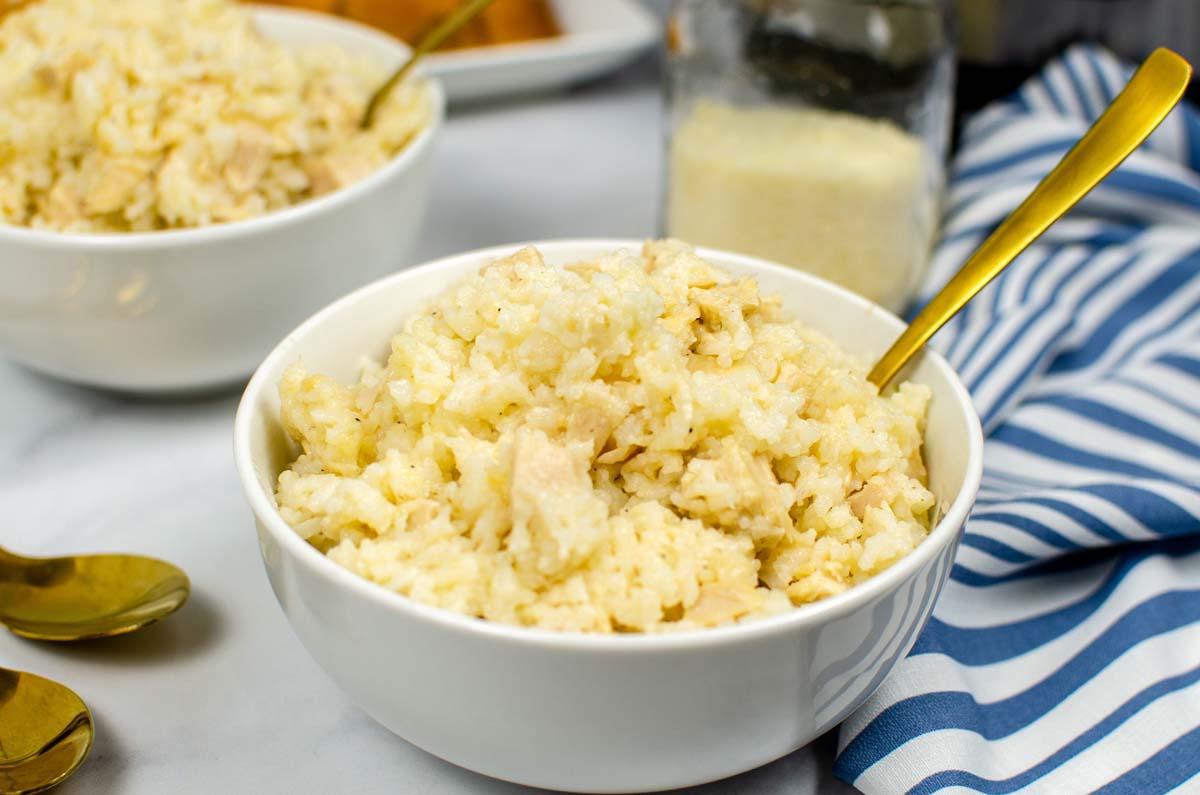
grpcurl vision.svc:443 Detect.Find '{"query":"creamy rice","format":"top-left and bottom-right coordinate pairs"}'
top-left (276, 241), bottom-right (934, 633)
top-left (0, 0), bottom-right (430, 233)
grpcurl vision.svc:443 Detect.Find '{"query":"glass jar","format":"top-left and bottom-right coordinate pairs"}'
top-left (664, 0), bottom-right (956, 313)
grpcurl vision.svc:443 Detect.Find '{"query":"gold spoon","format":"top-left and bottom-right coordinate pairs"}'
top-left (0, 547), bottom-right (189, 642)
top-left (869, 48), bottom-right (1193, 389)
top-left (360, 0), bottom-right (497, 129)
top-left (0, 667), bottom-right (93, 794)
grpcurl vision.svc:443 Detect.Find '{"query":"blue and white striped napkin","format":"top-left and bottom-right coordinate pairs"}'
top-left (834, 45), bottom-right (1200, 794)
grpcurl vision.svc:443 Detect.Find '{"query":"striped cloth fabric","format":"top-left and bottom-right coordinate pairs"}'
top-left (833, 45), bottom-right (1200, 794)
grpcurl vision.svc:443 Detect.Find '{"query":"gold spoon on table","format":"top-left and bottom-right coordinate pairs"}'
top-left (869, 47), bottom-right (1193, 389)
top-left (0, 547), bottom-right (189, 642)
top-left (360, 0), bottom-right (497, 129)
top-left (0, 667), bottom-right (92, 794)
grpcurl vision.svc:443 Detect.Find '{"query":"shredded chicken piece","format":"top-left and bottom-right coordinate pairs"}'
top-left (83, 158), bottom-right (149, 215)
top-left (849, 483), bottom-right (887, 520)
top-left (507, 428), bottom-right (607, 583)
top-left (224, 131), bottom-right (273, 194)
top-left (304, 153), bottom-right (374, 196)
top-left (686, 585), bottom-right (755, 625)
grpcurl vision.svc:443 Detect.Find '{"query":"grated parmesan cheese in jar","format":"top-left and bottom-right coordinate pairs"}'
top-left (667, 100), bottom-right (936, 313)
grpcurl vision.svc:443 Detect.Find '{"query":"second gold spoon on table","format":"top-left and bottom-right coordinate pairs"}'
top-left (0, 667), bottom-right (92, 794)
top-left (0, 547), bottom-right (189, 642)
top-left (869, 47), bottom-right (1194, 389)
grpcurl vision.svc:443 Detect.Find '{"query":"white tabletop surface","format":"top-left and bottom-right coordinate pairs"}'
top-left (0, 57), bottom-right (860, 795)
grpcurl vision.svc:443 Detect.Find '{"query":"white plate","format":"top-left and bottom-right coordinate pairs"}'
top-left (424, 0), bottom-right (660, 103)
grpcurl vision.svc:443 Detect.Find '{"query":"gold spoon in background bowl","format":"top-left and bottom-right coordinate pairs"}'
top-left (870, 47), bottom-right (1194, 389)
top-left (0, 668), bottom-right (92, 794)
top-left (360, 0), bottom-right (496, 129)
top-left (0, 547), bottom-right (189, 642)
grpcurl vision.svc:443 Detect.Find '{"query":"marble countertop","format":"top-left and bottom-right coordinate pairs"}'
top-left (0, 61), bottom-right (858, 795)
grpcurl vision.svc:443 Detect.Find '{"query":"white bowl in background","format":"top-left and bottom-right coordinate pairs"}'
top-left (234, 240), bottom-right (983, 793)
top-left (0, 6), bottom-right (444, 393)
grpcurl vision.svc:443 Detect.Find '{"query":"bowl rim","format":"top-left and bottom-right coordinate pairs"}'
top-left (233, 239), bottom-right (984, 652)
top-left (0, 5), bottom-right (445, 252)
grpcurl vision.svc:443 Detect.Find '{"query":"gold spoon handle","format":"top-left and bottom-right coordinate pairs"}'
top-left (360, 0), bottom-right (496, 129)
top-left (868, 48), bottom-right (1193, 389)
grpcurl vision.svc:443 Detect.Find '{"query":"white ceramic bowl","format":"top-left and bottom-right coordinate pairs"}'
top-left (0, 7), bottom-right (444, 393)
top-left (234, 240), bottom-right (983, 793)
